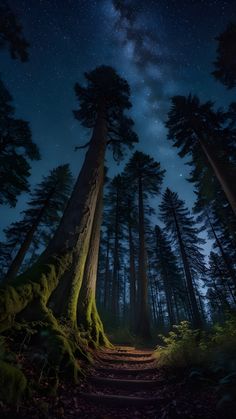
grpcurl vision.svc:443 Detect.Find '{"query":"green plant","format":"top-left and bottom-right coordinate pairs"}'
top-left (156, 321), bottom-right (205, 368)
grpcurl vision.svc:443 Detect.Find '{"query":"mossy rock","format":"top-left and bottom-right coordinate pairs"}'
top-left (0, 360), bottom-right (27, 405)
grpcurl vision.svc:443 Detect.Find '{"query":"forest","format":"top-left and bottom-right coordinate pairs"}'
top-left (0, 1), bottom-right (236, 418)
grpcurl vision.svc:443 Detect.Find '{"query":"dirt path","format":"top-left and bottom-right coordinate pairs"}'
top-left (2, 345), bottom-right (218, 418)
top-left (80, 346), bottom-right (160, 411)
top-left (74, 345), bottom-right (217, 418)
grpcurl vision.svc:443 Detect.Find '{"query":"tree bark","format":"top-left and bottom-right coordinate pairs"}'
top-left (47, 109), bottom-right (107, 326)
top-left (76, 185), bottom-right (110, 347)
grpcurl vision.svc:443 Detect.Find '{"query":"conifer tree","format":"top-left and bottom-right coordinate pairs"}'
top-left (160, 188), bottom-right (205, 328)
top-left (212, 22), bottom-right (236, 89)
top-left (154, 225), bottom-right (184, 327)
top-left (2, 164), bottom-right (73, 281)
top-left (166, 95), bottom-right (236, 215)
top-left (0, 80), bottom-right (40, 206)
top-left (124, 151), bottom-right (165, 339)
top-left (0, 1), bottom-right (29, 61)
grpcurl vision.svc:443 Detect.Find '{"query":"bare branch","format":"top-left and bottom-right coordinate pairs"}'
top-left (74, 141), bottom-right (91, 151)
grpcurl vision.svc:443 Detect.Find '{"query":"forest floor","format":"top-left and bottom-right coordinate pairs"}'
top-left (0, 345), bottom-right (231, 418)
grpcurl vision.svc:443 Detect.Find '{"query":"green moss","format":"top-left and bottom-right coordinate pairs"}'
top-left (0, 360), bottom-right (27, 405)
top-left (77, 292), bottom-right (112, 349)
top-left (0, 253), bottom-right (72, 333)
top-left (0, 250), bottom-right (110, 384)
top-left (67, 247), bottom-right (91, 327)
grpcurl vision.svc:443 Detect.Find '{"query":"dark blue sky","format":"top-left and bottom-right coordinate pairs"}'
top-left (1, 0), bottom-right (236, 255)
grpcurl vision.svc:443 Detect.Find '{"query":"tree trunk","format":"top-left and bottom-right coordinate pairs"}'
top-left (150, 278), bottom-right (157, 326)
top-left (172, 209), bottom-right (202, 328)
top-left (154, 227), bottom-right (175, 326)
top-left (47, 109), bottom-right (107, 326)
top-left (137, 175), bottom-right (151, 340)
top-left (76, 185), bottom-right (110, 348)
top-left (103, 229), bottom-right (111, 309)
top-left (111, 188), bottom-right (120, 322)
top-left (198, 136), bottom-right (236, 217)
top-left (128, 201), bottom-right (136, 331)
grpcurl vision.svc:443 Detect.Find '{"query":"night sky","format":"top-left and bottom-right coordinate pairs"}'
top-left (1, 0), bottom-right (236, 255)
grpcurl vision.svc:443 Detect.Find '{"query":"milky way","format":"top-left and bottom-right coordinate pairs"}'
top-left (1, 0), bottom-right (236, 257)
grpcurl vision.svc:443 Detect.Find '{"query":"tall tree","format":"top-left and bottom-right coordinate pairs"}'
top-left (154, 225), bottom-right (183, 327)
top-left (160, 188), bottom-right (205, 328)
top-left (124, 151), bottom-right (165, 340)
top-left (44, 66), bottom-right (137, 328)
top-left (3, 164), bottom-right (73, 281)
top-left (124, 191), bottom-right (138, 331)
top-left (212, 22), bottom-right (236, 89)
top-left (0, 1), bottom-right (29, 61)
top-left (0, 67), bottom-right (137, 377)
top-left (0, 80), bottom-right (40, 206)
top-left (166, 94), bottom-right (236, 216)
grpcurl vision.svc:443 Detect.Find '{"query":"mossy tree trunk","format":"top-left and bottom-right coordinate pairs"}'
top-left (46, 110), bottom-right (107, 327)
top-left (0, 109), bottom-right (109, 381)
top-left (77, 185), bottom-right (111, 348)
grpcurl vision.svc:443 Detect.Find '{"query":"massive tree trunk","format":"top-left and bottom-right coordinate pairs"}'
top-left (172, 209), bottom-right (202, 328)
top-left (137, 175), bottom-right (151, 340)
top-left (5, 187), bottom-right (57, 282)
top-left (46, 110), bottom-right (107, 326)
top-left (197, 135), bottom-right (236, 217)
top-left (76, 186), bottom-right (110, 348)
top-left (0, 109), bottom-right (108, 379)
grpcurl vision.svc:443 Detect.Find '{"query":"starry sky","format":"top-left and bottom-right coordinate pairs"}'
top-left (1, 0), bottom-right (236, 254)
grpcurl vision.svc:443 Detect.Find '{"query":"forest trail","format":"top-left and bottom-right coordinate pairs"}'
top-left (78, 346), bottom-right (163, 417)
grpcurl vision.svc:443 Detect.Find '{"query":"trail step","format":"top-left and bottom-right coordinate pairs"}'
top-left (114, 346), bottom-right (135, 351)
top-left (89, 376), bottom-right (160, 389)
top-left (98, 356), bottom-right (156, 364)
top-left (80, 392), bottom-right (158, 407)
top-left (102, 351), bottom-right (153, 358)
top-left (95, 366), bottom-right (158, 375)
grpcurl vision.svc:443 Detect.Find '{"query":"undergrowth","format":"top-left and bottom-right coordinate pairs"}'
top-left (155, 314), bottom-right (236, 410)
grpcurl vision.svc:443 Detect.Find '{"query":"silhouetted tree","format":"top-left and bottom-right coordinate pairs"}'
top-left (42, 66), bottom-right (137, 335)
top-left (160, 188), bottom-right (205, 328)
top-left (0, 80), bottom-right (40, 206)
top-left (2, 164), bottom-right (73, 281)
top-left (0, 1), bottom-right (29, 61)
top-left (154, 225), bottom-right (183, 327)
top-left (166, 95), bottom-right (236, 215)
top-left (212, 22), bottom-right (236, 89)
top-left (124, 151), bottom-right (165, 339)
